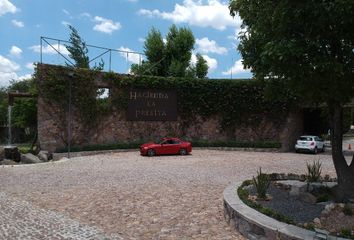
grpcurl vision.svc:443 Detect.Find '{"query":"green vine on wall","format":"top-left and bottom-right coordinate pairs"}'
top-left (35, 64), bottom-right (296, 131)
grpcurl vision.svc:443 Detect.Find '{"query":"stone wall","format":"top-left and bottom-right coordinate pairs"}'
top-left (38, 100), bottom-right (302, 153)
top-left (36, 64), bottom-right (303, 153)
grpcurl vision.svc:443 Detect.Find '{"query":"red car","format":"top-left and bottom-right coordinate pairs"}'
top-left (140, 138), bottom-right (192, 156)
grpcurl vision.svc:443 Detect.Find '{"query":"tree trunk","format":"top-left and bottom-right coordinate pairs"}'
top-left (328, 101), bottom-right (354, 202)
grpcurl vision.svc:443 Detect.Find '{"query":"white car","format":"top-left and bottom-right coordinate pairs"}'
top-left (295, 135), bottom-right (325, 154)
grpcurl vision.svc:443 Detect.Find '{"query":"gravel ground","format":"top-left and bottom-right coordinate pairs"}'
top-left (256, 184), bottom-right (324, 223)
top-left (0, 150), bottom-right (341, 239)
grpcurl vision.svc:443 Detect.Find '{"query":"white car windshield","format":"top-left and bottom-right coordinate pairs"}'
top-left (299, 137), bottom-right (312, 141)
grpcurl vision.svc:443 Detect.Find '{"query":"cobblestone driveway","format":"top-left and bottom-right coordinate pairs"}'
top-left (0, 150), bottom-right (338, 240)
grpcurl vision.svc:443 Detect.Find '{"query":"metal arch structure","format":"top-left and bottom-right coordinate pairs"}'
top-left (40, 36), bottom-right (145, 72)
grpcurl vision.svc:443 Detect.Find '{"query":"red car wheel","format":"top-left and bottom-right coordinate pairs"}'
top-left (179, 148), bottom-right (187, 155)
top-left (147, 149), bottom-right (155, 157)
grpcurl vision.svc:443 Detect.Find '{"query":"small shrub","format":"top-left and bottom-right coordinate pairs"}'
top-left (253, 167), bottom-right (270, 199)
top-left (316, 193), bottom-right (330, 203)
top-left (343, 204), bottom-right (353, 216)
top-left (339, 228), bottom-right (353, 238)
top-left (306, 160), bottom-right (322, 182)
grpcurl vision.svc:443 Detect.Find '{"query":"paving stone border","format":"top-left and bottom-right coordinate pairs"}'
top-left (223, 182), bottom-right (347, 240)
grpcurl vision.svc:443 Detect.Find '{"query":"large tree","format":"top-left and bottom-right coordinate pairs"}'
top-left (131, 25), bottom-right (208, 78)
top-left (229, 0), bottom-right (354, 200)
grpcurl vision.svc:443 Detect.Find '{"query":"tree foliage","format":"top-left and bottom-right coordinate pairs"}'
top-left (195, 53), bottom-right (209, 79)
top-left (131, 24), bottom-right (208, 78)
top-left (65, 25), bottom-right (90, 69)
top-left (0, 78), bottom-right (37, 143)
top-left (8, 79), bottom-right (37, 130)
top-left (229, 0), bottom-right (354, 200)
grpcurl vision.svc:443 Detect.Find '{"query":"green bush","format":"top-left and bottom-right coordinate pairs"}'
top-left (56, 142), bottom-right (143, 153)
top-left (339, 228), bottom-right (353, 239)
top-left (316, 193), bottom-right (330, 203)
top-left (253, 167), bottom-right (270, 199)
top-left (343, 204), bottom-right (353, 216)
top-left (306, 160), bottom-right (322, 182)
top-left (192, 140), bottom-right (281, 148)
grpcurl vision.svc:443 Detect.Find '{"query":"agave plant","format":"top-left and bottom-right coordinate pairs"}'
top-left (253, 167), bottom-right (270, 200)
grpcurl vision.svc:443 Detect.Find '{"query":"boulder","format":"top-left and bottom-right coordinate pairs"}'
top-left (21, 153), bottom-right (42, 164)
top-left (298, 192), bottom-right (317, 203)
top-left (4, 146), bottom-right (21, 162)
top-left (38, 151), bottom-right (49, 162)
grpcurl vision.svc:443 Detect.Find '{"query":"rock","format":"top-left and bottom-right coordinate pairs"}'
top-left (299, 192), bottom-right (317, 203)
top-left (4, 146), bottom-right (21, 162)
top-left (0, 147), bottom-right (4, 160)
top-left (38, 151), bottom-right (49, 162)
top-left (21, 153), bottom-right (42, 164)
top-left (313, 217), bottom-right (321, 227)
top-left (325, 203), bottom-right (335, 211)
top-left (338, 203), bottom-right (345, 208)
top-left (0, 159), bottom-right (18, 165)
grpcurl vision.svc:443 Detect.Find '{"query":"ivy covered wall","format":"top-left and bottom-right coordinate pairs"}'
top-left (35, 64), bottom-right (302, 152)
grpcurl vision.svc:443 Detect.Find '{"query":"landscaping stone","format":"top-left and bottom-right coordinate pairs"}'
top-left (21, 153), bottom-right (42, 164)
top-left (4, 146), bottom-right (21, 162)
top-left (299, 192), bottom-right (317, 204)
top-left (38, 150), bottom-right (49, 162)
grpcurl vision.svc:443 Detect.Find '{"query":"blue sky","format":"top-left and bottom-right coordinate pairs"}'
top-left (0, 0), bottom-right (252, 87)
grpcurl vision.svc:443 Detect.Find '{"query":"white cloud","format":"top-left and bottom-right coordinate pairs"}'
top-left (222, 59), bottom-right (251, 76)
top-left (61, 21), bottom-right (70, 26)
top-left (11, 19), bottom-right (24, 28)
top-left (196, 37), bottom-right (227, 55)
top-left (118, 47), bottom-right (142, 64)
top-left (79, 12), bottom-right (91, 19)
top-left (0, 55), bottom-right (20, 86)
top-left (138, 37), bottom-right (145, 43)
top-left (26, 62), bottom-right (34, 70)
top-left (9, 46), bottom-right (22, 58)
top-left (29, 44), bottom-right (70, 55)
top-left (17, 73), bottom-right (32, 81)
top-left (138, 0), bottom-right (241, 31)
top-left (0, 55), bottom-right (20, 72)
top-left (93, 16), bottom-right (121, 34)
top-left (62, 9), bottom-right (70, 15)
top-left (191, 53), bottom-right (217, 72)
top-left (0, 0), bottom-right (17, 16)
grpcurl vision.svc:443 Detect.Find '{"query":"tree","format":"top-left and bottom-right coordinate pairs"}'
top-left (143, 27), bottom-right (165, 76)
top-left (195, 53), bottom-right (209, 79)
top-left (131, 25), bottom-right (205, 78)
top-left (229, 0), bottom-right (354, 200)
top-left (165, 25), bottom-right (195, 77)
top-left (8, 79), bottom-right (37, 131)
top-left (65, 25), bottom-right (90, 69)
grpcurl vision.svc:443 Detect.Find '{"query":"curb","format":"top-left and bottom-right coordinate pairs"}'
top-left (223, 182), bottom-right (347, 240)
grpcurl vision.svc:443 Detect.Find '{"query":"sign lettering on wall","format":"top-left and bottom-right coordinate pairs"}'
top-left (127, 89), bottom-right (177, 121)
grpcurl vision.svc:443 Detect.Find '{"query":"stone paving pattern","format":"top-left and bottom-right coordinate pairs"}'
top-left (0, 150), bottom-right (341, 239)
